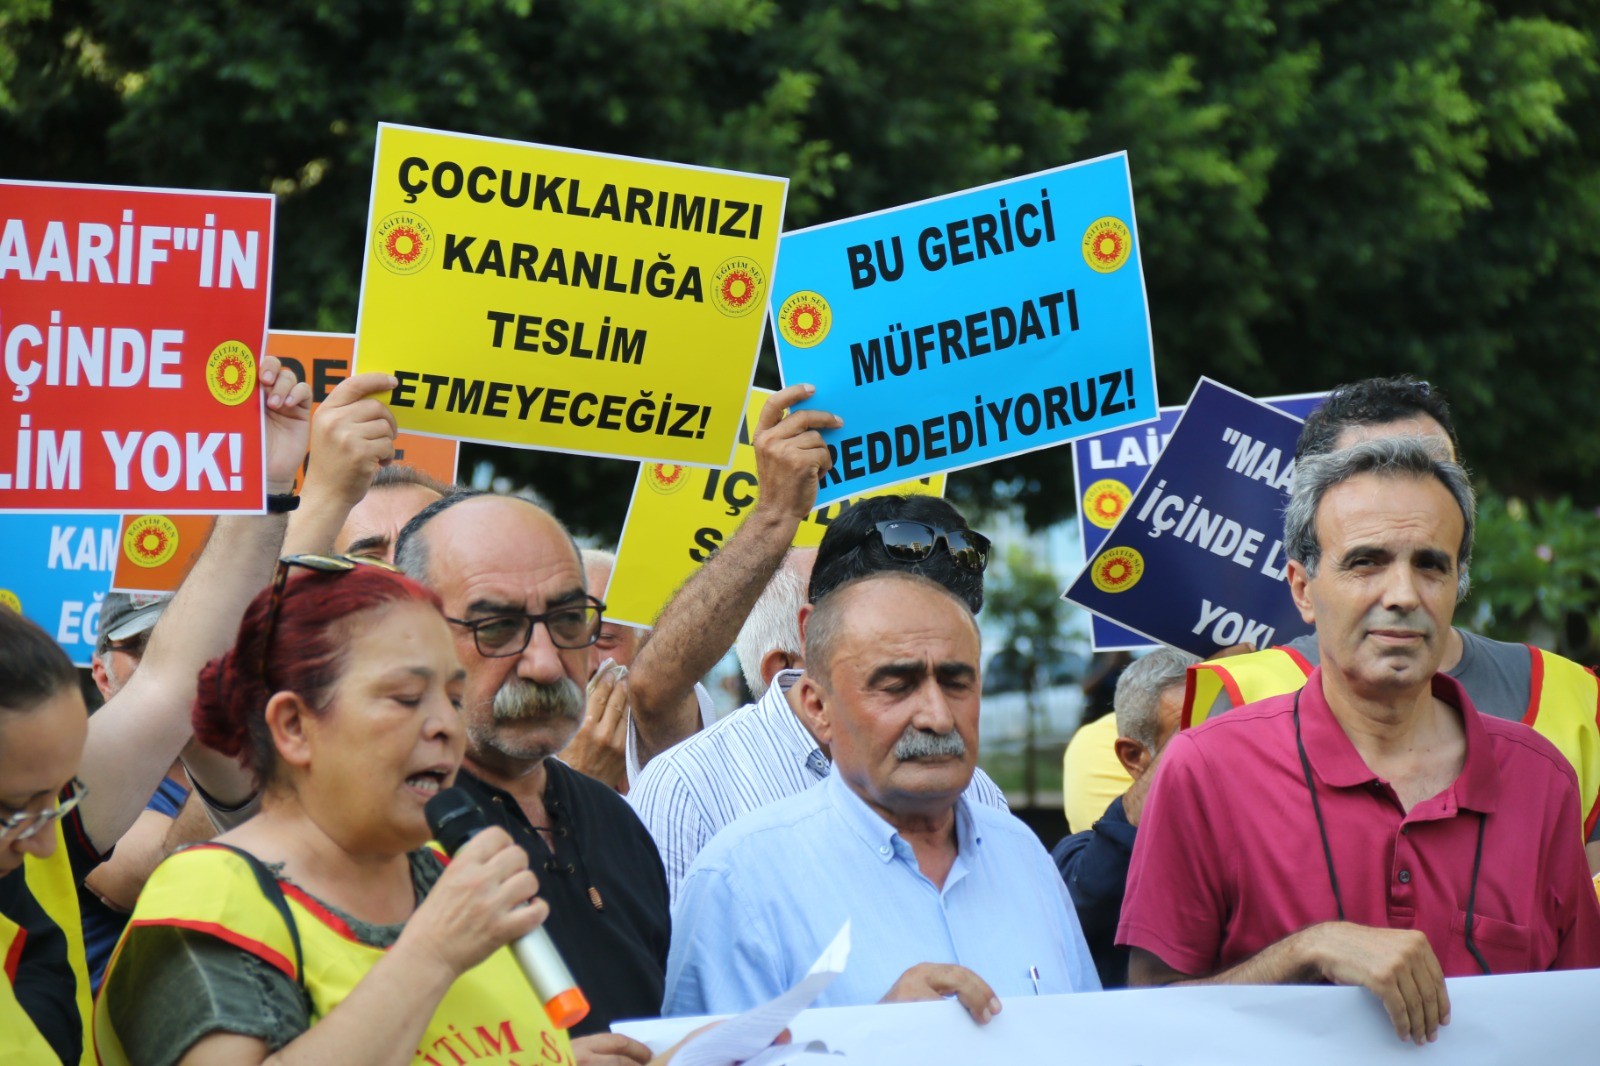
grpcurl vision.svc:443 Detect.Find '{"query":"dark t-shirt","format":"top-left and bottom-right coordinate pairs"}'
top-left (455, 760), bottom-right (670, 1036)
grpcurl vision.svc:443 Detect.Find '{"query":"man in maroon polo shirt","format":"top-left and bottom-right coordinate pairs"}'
top-left (1118, 436), bottom-right (1600, 1046)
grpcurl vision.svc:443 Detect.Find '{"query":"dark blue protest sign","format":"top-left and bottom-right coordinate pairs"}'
top-left (771, 153), bottom-right (1159, 508)
top-left (1063, 379), bottom-right (1315, 657)
top-left (1070, 391), bottom-right (1325, 650)
top-left (0, 514), bottom-right (119, 665)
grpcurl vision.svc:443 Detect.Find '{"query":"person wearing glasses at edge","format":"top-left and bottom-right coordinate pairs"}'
top-left (1118, 437), bottom-right (1600, 1047)
top-left (391, 492), bottom-right (675, 1066)
top-left (0, 359), bottom-right (321, 1065)
top-left (628, 383), bottom-right (1006, 907)
top-left (94, 559), bottom-right (723, 1066)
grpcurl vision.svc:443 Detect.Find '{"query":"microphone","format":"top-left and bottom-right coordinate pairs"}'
top-left (425, 787), bottom-right (591, 1030)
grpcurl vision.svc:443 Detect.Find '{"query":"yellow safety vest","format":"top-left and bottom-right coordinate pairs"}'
top-left (1185, 644), bottom-right (1600, 837)
top-left (95, 845), bottom-right (574, 1066)
top-left (1, 908), bottom-right (62, 1063)
top-left (0, 819), bottom-right (94, 1064)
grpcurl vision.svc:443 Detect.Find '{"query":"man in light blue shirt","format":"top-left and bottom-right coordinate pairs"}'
top-left (665, 571), bottom-right (1099, 1019)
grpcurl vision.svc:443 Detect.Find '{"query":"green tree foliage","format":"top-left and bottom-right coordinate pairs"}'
top-left (3, 0), bottom-right (1596, 538)
top-left (1470, 491), bottom-right (1600, 664)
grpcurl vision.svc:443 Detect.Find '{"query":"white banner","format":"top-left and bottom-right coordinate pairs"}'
top-left (617, 969), bottom-right (1594, 1063)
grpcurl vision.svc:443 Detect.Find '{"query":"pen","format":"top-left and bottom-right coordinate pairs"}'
top-left (1028, 965), bottom-right (1040, 995)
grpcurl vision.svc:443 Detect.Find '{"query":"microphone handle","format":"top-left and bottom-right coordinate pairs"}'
top-left (510, 926), bottom-right (590, 1030)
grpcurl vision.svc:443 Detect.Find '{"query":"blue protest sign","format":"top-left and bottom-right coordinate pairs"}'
top-left (0, 514), bottom-right (119, 665)
top-left (1063, 379), bottom-right (1315, 657)
top-left (1070, 391), bottom-right (1326, 650)
top-left (772, 153), bottom-right (1159, 508)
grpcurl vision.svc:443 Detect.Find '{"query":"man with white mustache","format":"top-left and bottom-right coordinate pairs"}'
top-left (395, 492), bottom-right (668, 1066)
top-left (1120, 437), bottom-right (1600, 1048)
top-left (664, 571), bottom-right (1099, 1018)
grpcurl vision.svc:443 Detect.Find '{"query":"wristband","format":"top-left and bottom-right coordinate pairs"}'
top-left (266, 493), bottom-right (300, 514)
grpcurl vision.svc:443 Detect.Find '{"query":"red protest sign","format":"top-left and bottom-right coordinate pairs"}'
top-left (0, 180), bottom-right (274, 513)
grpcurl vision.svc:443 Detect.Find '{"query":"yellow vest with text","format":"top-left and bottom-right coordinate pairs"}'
top-left (1, 820), bottom-right (94, 1064)
top-left (94, 845), bottom-right (574, 1066)
top-left (1184, 644), bottom-right (1600, 838)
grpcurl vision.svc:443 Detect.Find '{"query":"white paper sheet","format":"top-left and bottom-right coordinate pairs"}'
top-left (660, 922), bottom-right (851, 1066)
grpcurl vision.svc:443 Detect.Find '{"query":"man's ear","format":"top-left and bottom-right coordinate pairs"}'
top-left (759, 649), bottom-right (798, 688)
top-left (1286, 559), bottom-right (1316, 625)
top-left (797, 602), bottom-right (814, 651)
top-left (1113, 737), bottom-right (1152, 781)
top-left (795, 674), bottom-right (833, 746)
top-left (264, 691), bottom-right (318, 771)
top-left (89, 656), bottom-right (113, 701)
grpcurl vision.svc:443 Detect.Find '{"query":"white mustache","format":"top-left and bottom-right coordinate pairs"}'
top-left (895, 726), bottom-right (967, 760)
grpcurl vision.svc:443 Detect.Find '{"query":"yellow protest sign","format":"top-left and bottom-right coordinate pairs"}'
top-left (353, 123), bottom-right (787, 467)
top-left (606, 388), bottom-right (947, 628)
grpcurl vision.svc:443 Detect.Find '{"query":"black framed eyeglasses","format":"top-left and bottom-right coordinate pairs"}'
top-left (1, 778), bottom-right (89, 842)
top-left (446, 598), bottom-right (606, 658)
top-left (859, 520), bottom-right (991, 572)
top-left (262, 553), bottom-right (402, 673)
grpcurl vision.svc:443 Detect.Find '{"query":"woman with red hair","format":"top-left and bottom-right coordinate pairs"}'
top-left (94, 556), bottom-right (576, 1065)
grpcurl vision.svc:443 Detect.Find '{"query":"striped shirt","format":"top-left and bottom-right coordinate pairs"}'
top-left (629, 670), bottom-right (1009, 903)
top-left (624, 682), bottom-right (717, 788)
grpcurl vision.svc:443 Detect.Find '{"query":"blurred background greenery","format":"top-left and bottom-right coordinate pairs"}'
top-left (6, 0), bottom-right (1597, 693)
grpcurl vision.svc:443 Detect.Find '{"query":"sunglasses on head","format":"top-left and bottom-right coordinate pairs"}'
top-left (261, 553), bottom-right (402, 674)
top-left (858, 520), bottom-right (990, 572)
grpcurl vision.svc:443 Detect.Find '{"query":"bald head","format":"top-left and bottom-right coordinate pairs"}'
top-left (396, 492), bottom-right (583, 589)
top-left (804, 571), bottom-right (979, 690)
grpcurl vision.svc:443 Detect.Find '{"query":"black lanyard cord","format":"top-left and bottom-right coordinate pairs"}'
top-left (1464, 812), bottom-right (1490, 975)
top-left (1292, 688), bottom-right (1489, 975)
top-left (1294, 689), bottom-right (1346, 922)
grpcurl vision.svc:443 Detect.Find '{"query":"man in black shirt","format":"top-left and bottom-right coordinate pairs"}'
top-left (396, 492), bottom-right (667, 1064)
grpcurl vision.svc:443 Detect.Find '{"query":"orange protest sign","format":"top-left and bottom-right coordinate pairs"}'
top-left (268, 331), bottom-right (460, 484)
top-left (110, 513), bottom-right (215, 593)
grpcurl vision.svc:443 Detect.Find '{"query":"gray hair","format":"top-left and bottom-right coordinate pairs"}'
top-left (734, 554), bottom-right (809, 694)
top-left (1114, 647), bottom-right (1199, 752)
top-left (581, 548), bottom-right (617, 595)
top-left (582, 547), bottom-right (617, 570)
top-left (393, 489), bottom-right (481, 583)
top-left (1283, 435), bottom-right (1475, 601)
